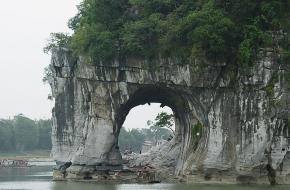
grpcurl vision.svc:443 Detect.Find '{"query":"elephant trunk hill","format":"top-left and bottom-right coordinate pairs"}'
top-left (48, 48), bottom-right (290, 184)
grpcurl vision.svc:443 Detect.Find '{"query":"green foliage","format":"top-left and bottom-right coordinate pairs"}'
top-left (264, 83), bottom-right (275, 97)
top-left (0, 115), bottom-right (52, 152)
top-left (118, 125), bottom-right (172, 153)
top-left (70, 24), bottom-right (116, 62)
top-left (42, 64), bottom-right (54, 83)
top-left (68, 0), bottom-right (130, 62)
top-left (118, 128), bottom-right (145, 152)
top-left (182, 1), bottom-right (235, 63)
top-left (192, 121), bottom-right (202, 139)
top-left (43, 33), bottom-right (71, 54)
top-left (282, 50), bottom-right (290, 66)
top-left (36, 120), bottom-right (52, 150)
top-left (264, 73), bottom-right (279, 97)
top-left (14, 115), bottom-right (38, 151)
top-left (122, 15), bottom-right (161, 58)
top-left (0, 120), bottom-right (15, 152)
top-left (191, 121), bottom-right (203, 149)
top-left (46, 0), bottom-right (289, 68)
top-left (146, 112), bottom-right (174, 144)
top-left (238, 26), bottom-right (271, 69)
top-left (217, 0), bottom-right (290, 70)
top-left (151, 112), bottom-right (174, 133)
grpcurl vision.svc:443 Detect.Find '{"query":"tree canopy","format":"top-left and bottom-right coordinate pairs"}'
top-left (0, 115), bottom-right (52, 152)
top-left (45, 0), bottom-right (290, 68)
top-left (147, 111), bottom-right (175, 134)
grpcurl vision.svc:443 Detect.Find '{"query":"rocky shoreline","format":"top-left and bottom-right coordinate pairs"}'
top-left (52, 165), bottom-right (290, 185)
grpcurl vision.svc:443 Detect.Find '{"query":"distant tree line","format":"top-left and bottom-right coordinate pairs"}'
top-left (119, 112), bottom-right (174, 153)
top-left (0, 114), bottom-right (52, 152)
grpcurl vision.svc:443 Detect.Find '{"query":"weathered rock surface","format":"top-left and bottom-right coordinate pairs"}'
top-left (48, 48), bottom-right (290, 184)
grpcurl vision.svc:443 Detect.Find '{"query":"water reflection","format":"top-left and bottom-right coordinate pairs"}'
top-left (0, 181), bottom-right (53, 190)
top-left (0, 165), bottom-right (52, 182)
top-left (0, 165), bottom-right (290, 190)
top-left (117, 184), bottom-right (290, 190)
top-left (51, 182), bottom-right (117, 190)
top-left (50, 183), bottom-right (290, 190)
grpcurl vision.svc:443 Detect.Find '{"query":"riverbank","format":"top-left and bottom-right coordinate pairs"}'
top-left (0, 150), bottom-right (55, 167)
top-left (0, 150), bottom-right (53, 162)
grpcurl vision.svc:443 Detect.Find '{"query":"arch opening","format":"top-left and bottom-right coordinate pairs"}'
top-left (119, 103), bottom-right (175, 154)
top-left (113, 85), bottom-right (205, 175)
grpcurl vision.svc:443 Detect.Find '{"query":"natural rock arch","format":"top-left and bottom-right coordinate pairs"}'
top-left (49, 48), bottom-right (290, 184)
top-left (114, 85), bottom-right (204, 174)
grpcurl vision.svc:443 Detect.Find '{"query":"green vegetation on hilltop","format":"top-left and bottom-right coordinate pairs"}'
top-left (45, 0), bottom-right (289, 68)
top-left (0, 115), bottom-right (52, 153)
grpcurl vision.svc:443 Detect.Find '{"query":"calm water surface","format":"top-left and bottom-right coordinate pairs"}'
top-left (0, 164), bottom-right (289, 190)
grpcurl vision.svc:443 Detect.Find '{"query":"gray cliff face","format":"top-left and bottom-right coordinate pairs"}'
top-left (49, 48), bottom-right (290, 184)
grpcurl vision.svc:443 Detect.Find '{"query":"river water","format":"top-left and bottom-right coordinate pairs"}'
top-left (0, 164), bottom-right (289, 190)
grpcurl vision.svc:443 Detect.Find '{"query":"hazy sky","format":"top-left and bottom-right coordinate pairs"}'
top-left (0, 0), bottom-right (171, 129)
top-left (0, 0), bottom-right (79, 119)
top-left (123, 104), bottom-right (172, 130)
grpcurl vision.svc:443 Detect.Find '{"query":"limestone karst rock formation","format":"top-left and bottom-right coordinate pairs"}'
top-left (48, 48), bottom-right (290, 184)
